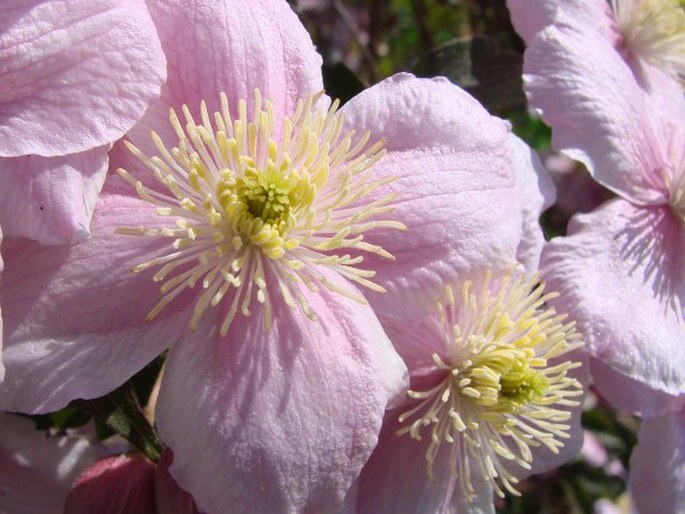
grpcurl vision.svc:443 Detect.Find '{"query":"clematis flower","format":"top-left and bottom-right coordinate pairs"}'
top-left (506, 0), bottom-right (685, 96)
top-left (0, 0), bottom-right (166, 244)
top-left (352, 268), bottom-right (585, 513)
top-left (0, 413), bottom-right (97, 514)
top-left (519, 2), bottom-right (685, 508)
top-left (522, 0), bottom-right (685, 418)
top-left (344, 130), bottom-right (583, 512)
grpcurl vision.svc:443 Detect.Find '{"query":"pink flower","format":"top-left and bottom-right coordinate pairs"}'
top-left (506, 0), bottom-right (685, 96)
top-left (519, 2), bottom-right (685, 508)
top-left (0, 2), bottom-right (546, 512)
top-left (522, 0), bottom-right (685, 417)
top-left (353, 268), bottom-right (585, 513)
top-left (0, 0), bottom-right (166, 244)
top-left (0, 413), bottom-right (97, 514)
top-left (342, 124), bottom-right (584, 511)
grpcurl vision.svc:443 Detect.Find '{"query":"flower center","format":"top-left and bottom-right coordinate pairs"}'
top-left (397, 270), bottom-right (584, 502)
top-left (117, 91), bottom-right (403, 335)
top-left (612, 0), bottom-right (685, 82)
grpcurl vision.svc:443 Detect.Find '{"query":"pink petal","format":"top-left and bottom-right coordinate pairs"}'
top-left (155, 451), bottom-right (200, 514)
top-left (506, 0), bottom-right (616, 44)
top-left (0, 148), bottom-right (108, 244)
top-left (0, 0), bottom-right (166, 157)
top-left (64, 454), bottom-right (156, 514)
top-left (0, 182), bottom-right (190, 414)
top-left (155, 273), bottom-right (407, 514)
top-left (356, 411), bottom-right (495, 514)
top-left (541, 199), bottom-right (685, 415)
top-left (0, 413), bottom-right (96, 514)
top-left (509, 133), bottom-right (556, 273)
top-left (524, 21), bottom-right (669, 205)
top-left (340, 74), bottom-right (523, 319)
top-left (114, 0), bottom-right (323, 174)
top-left (630, 408), bottom-right (685, 514)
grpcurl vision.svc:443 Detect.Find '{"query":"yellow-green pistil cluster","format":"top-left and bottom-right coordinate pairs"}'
top-left (397, 270), bottom-right (584, 501)
top-left (612, 0), bottom-right (685, 82)
top-left (118, 91), bottom-right (403, 335)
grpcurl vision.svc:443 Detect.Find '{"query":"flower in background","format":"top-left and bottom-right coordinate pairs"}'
top-left (506, 0), bottom-right (685, 95)
top-left (0, 413), bottom-right (97, 514)
top-left (64, 451), bottom-right (200, 514)
top-left (0, 0), bottom-right (166, 245)
top-left (521, 0), bottom-right (685, 418)
top-left (516, 0), bottom-right (685, 509)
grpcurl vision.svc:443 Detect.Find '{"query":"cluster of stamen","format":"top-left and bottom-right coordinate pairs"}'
top-left (117, 91), bottom-right (403, 335)
top-left (611, 0), bottom-right (685, 82)
top-left (397, 270), bottom-right (584, 501)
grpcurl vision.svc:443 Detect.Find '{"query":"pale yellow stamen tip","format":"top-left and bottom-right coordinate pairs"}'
top-left (397, 268), bottom-right (584, 502)
top-left (117, 90), bottom-right (400, 334)
top-left (613, 0), bottom-right (685, 82)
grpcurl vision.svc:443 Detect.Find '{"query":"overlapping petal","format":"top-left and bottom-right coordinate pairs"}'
top-left (64, 454), bottom-right (157, 514)
top-left (0, 0), bottom-right (166, 158)
top-left (0, 182), bottom-right (190, 413)
top-left (506, 0), bottom-right (616, 44)
top-left (630, 407), bottom-right (685, 514)
top-left (340, 74), bottom-right (523, 319)
top-left (509, 133), bottom-right (555, 273)
top-left (0, 148), bottom-right (108, 244)
top-left (541, 199), bottom-right (685, 415)
top-left (155, 273), bottom-right (406, 514)
top-left (524, 21), bottom-right (669, 205)
top-left (355, 411), bottom-right (492, 514)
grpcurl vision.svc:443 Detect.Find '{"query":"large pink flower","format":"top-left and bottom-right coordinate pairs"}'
top-left (0, 0), bottom-right (166, 244)
top-left (0, 2), bottom-right (543, 512)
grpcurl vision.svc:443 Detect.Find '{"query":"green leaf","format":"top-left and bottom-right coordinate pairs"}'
top-left (75, 381), bottom-right (164, 462)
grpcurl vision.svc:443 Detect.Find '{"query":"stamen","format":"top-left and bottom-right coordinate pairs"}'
top-left (612, 0), bottom-right (685, 82)
top-left (397, 268), bottom-right (584, 502)
top-left (117, 91), bottom-right (404, 335)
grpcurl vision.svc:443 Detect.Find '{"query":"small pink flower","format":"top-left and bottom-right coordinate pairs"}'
top-left (352, 269), bottom-right (586, 513)
top-left (0, 0), bottom-right (166, 244)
